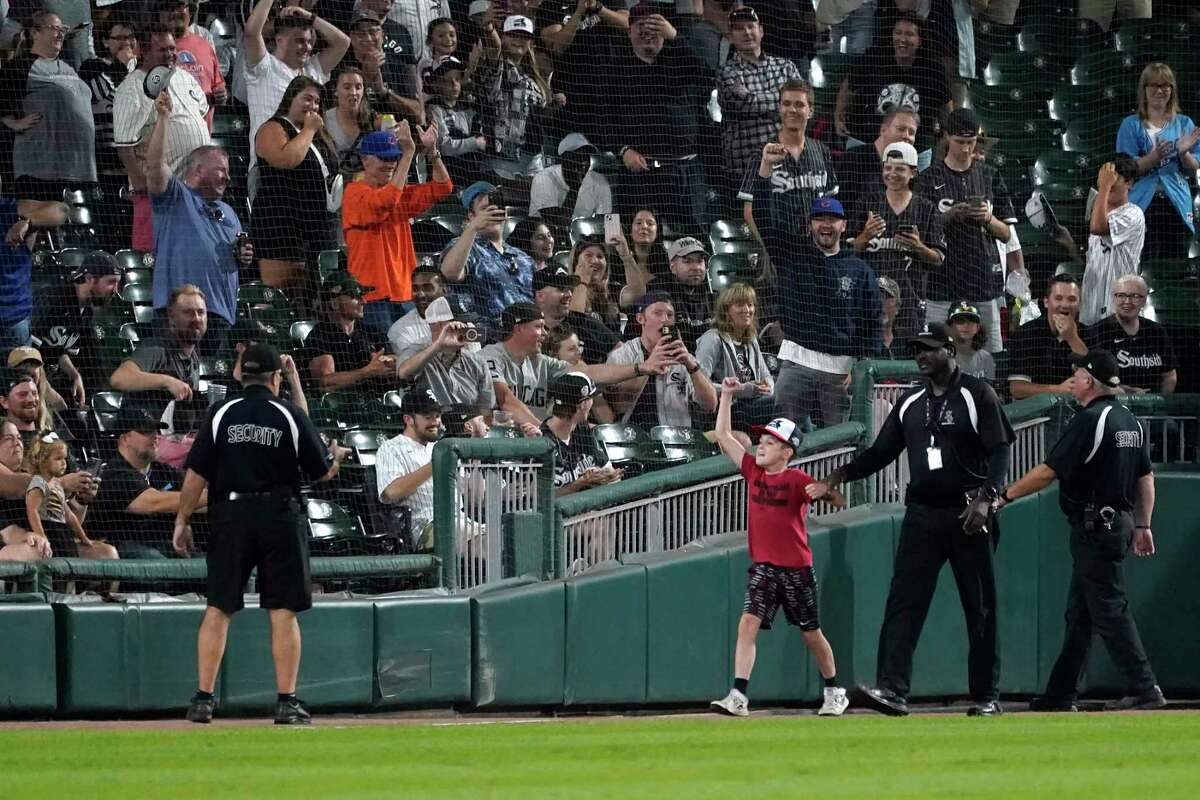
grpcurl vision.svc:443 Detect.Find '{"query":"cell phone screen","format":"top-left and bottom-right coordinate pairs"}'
top-left (604, 213), bottom-right (621, 242)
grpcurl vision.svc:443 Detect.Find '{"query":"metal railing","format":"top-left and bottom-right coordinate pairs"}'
top-left (431, 437), bottom-right (556, 591)
top-left (556, 424), bottom-right (865, 574)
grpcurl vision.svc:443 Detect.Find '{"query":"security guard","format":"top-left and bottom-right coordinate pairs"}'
top-left (810, 321), bottom-right (1015, 716)
top-left (999, 350), bottom-right (1164, 711)
top-left (173, 343), bottom-right (341, 726)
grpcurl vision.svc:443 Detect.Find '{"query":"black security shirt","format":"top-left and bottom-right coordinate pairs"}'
top-left (843, 369), bottom-right (1015, 504)
top-left (1090, 316), bottom-right (1177, 392)
top-left (1045, 396), bottom-right (1152, 516)
top-left (185, 384), bottom-right (331, 500)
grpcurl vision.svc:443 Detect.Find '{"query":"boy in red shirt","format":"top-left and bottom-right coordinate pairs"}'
top-left (710, 377), bottom-right (848, 717)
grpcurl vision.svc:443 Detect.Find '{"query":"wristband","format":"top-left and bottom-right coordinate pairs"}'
top-left (1136, 525), bottom-right (1151, 529)
top-left (1000, 489), bottom-right (1013, 503)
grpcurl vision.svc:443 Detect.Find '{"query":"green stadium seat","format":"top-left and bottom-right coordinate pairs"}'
top-left (975, 114), bottom-right (1059, 158)
top-left (1139, 259), bottom-right (1198, 286)
top-left (1059, 114), bottom-right (1124, 154)
top-left (120, 283), bottom-right (156, 324)
top-left (1112, 19), bottom-right (1191, 54)
top-left (550, 250), bottom-right (571, 271)
top-left (649, 426), bottom-right (718, 463)
top-left (306, 498), bottom-right (366, 543)
top-left (121, 267), bottom-right (152, 288)
top-left (316, 248), bottom-right (346, 282)
top-left (211, 113), bottom-right (249, 136)
top-left (290, 319), bottom-right (316, 345)
top-left (91, 390), bottom-right (123, 433)
top-left (1048, 85), bottom-right (1134, 123)
top-left (342, 429), bottom-right (388, 467)
top-left (113, 249), bottom-right (153, 271)
top-left (1071, 50), bottom-right (1137, 87)
top-left (707, 253), bottom-right (759, 293)
top-left (983, 51), bottom-right (1066, 90)
top-left (974, 19), bottom-right (1019, 57)
top-left (569, 216), bottom-right (604, 245)
top-left (966, 81), bottom-right (1050, 119)
top-left (1037, 181), bottom-right (1091, 230)
top-left (485, 425), bottom-right (522, 439)
top-left (411, 216), bottom-right (462, 255)
top-left (808, 52), bottom-right (852, 91)
top-left (1031, 150), bottom-right (1095, 187)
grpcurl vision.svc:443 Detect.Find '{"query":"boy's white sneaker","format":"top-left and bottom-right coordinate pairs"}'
top-left (818, 686), bottom-right (849, 716)
top-left (710, 688), bottom-right (750, 717)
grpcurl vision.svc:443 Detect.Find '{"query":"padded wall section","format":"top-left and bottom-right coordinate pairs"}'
top-left (373, 596), bottom-right (472, 706)
top-left (471, 580), bottom-right (565, 706)
top-left (563, 564), bottom-right (648, 705)
top-left (0, 604), bottom-right (56, 714)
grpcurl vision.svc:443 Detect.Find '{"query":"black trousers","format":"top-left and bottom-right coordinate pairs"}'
top-left (1043, 513), bottom-right (1157, 701)
top-left (877, 503), bottom-right (1000, 703)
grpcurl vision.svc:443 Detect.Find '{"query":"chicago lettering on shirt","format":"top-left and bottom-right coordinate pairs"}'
top-left (226, 423), bottom-right (284, 447)
top-left (749, 477), bottom-right (791, 508)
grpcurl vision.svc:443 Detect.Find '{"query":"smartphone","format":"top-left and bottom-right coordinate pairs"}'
top-left (83, 459), bottom-right (106, 477)
top-left (487, 188), bottom-right (505, 209)
top-left (603, 213), bottom-right (621, 242)
top-left (660, 324), bottom-right (678, 342)
top-left (901, 224), bottom-right (918, 236)
top-left (967, 195), bottom-right (987, 207)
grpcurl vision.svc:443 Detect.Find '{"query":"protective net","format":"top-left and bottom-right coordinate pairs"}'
top-left (0, 0), bottom-right (1196, 575)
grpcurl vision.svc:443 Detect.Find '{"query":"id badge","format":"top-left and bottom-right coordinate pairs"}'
top-left (926, 447), bottom-right (943, 471)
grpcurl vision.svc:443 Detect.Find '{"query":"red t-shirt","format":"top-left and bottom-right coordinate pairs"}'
top-left (740, 452), bottom-right (814, 568)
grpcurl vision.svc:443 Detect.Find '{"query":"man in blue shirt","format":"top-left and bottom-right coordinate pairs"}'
top-left (144, 91), bottom-right (253, 356)
top-left (439, 181), bottom-right (534, 336)
top-left (0, 196), bottom-right (68, 349)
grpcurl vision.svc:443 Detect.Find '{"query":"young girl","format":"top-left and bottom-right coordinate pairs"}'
top-left (417, 17), bottom-right (459, 101)
top-left (25, 435), bottom-right (93, 559)
top-left (947, 301), bottom-right (996, 384)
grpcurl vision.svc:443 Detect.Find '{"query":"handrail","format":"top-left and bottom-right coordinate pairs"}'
top-left (34, 555), bottom-right (441, 582)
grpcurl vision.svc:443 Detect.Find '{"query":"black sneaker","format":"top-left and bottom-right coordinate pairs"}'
top-left (967, 700), bottom-right (1003, 717)
top-left (1029, 696), bottom-right (1078, 712)
top-left (274, 697), bottom-right (312, 725)
top-left (854, 685), bottom-right (910, 717)
top-left (1103, 685), bottom-right (1166, 711)
top-left (186, 693), bottom-right (215, 724)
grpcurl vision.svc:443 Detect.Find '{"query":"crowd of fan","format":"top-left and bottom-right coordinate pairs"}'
top-left (0, 0), bottom-right (1198, 567)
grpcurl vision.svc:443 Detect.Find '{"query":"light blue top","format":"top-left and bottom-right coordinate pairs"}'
top-left (1115, 113), bottom-right (1198, 233)
top-left (151, 177), bottom-right (242, 324)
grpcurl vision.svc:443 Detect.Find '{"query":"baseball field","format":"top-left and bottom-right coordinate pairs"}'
top-left (3, 709), bottom-right (1197, 798)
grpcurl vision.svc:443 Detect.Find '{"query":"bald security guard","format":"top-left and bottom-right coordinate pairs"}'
top-left (809, 321), bottom-right (1015, 716)
top-left (999, 350), bottom-right (1165, 712)
top-left (174, 343), bottom-right (343, 726)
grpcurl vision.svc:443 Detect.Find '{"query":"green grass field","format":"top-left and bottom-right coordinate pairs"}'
top-left (3, 712), bottom-right (1198, 799)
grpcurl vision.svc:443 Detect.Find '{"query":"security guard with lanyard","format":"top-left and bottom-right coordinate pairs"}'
top-left (999, 350), bottom-right (1164, 712)
top-left (174, 343), bottom-right (343, 726)
top-left (810, 321), bottom-right (1015, 717)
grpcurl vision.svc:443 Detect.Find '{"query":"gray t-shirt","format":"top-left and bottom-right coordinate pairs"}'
top-left (123, 339), bottom-right (202, 429)
top-left (956, 348), bottom-right (996, 383)
top-left (479, 343), bottom-right (570, 421)
top-left (607, 338), bottom-right (697, 428)
top-left (396, 345), bottom-right (496, 413)
top-left (10, 56), bottom-right (96, 183)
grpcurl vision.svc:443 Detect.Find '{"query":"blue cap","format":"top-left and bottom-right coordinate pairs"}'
top-left (461, 181), bottom-right (496, 210)
top-left (358, 131), bottom-right (402, 159)
top-left (809, 196), bottom-right (845, 219)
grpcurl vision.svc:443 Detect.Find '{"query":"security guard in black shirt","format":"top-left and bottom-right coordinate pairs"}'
top-left (810, 321), bottom-right (1015, 716)
top-left (173, 343), bottom-right (340, 726)
top-left (999, 350), bottom-right (1164, 712)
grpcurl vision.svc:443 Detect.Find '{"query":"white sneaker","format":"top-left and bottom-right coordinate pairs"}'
top-left (710, 688), bottom-right (750, 717)
top-left (818, 686), bottom-right (849, 716)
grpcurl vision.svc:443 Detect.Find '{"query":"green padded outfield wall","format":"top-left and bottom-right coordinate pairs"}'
top-left (0, 605), bottom-right (56, 714)
top-left (373, 595), bottom-right (473, 707)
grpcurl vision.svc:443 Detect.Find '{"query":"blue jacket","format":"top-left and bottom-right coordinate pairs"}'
top-left (752, 179), bottom-right (881, 358)
top-left (1116, 113), bottom-right (1198, 233)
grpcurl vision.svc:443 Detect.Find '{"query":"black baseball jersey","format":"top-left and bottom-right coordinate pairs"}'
top-left (843, 369), bottom-right (1015, 504)
top-left (185, 384), bottom-right (332, 500)
top-left (1045, 396), bottom-right (1152, 516)
top-left (917, 160), bottom-right (1004, 302)
top-left (541, 420), bottom-right (610, 489)
top-left (1089, 316), bottom-right (1177, 392)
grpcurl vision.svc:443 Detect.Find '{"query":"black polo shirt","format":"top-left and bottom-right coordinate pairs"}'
top-left (843, 369), bottom-right (1015, 505)
top-left (1046, 396), bottom-right (1152, 516)
top-left (302, 319), bottom-right (391, 389)
top-left (90, 456), bottom-right (182, 544)
top-left (918, 160), bottom-right (1004, 302)
top-left (1008, 317), bottom-right (1093, 389)
top-left (646, 275), bottom-right (714, 353)
top-left (185, 384), bottom-right (331, 501)
top-left (1089, 316), bottom-right (1177, 392)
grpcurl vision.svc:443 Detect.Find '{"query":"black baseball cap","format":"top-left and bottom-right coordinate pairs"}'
top-left (728, 6), bottom-right (759, 25)
top-left (909, 320), bottom-right (954, 349)
top-left (401, 387), bottom-right (441, 415)
top-left (947, 301), bottom-right (981, 323)
top-left (501, 301), bottom-right (544, 333)
top-left (1071, 350), bottom-right (1121, 388)
top-left (324, 270), bottom-right (374, 299)
top-left (240, 343), bottom-right (282, 375)
top-left (628, 3), bottom-right (657, 23)
top-left (533, 269), bottom-right (580, 293)
top-left (230, 317), bottom-right (277, 346)
top-left (944, 107), bottom-right (980, 138)
top-left (632, 291), bottom-right (674, 313)
top-left (73, 250), bottom-right (120, 280)
top-left (441, 403), bottom-right (484, 437)
top-left (548, 372), bottom-right (600, 409)
top-left (114, 406), bottom-right (169, 436)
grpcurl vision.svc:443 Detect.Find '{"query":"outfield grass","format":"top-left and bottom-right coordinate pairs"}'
top-left (3, 712), bottom-right (1198, 799)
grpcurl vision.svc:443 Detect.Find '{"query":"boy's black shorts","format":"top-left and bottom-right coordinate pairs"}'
top-left (742, 563), bottom-right (820, 631)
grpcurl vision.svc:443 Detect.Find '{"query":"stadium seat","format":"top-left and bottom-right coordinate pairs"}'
top-left (114, 249), bottom-right (154, 271)
top-left (1070, 50), bottom-right (1136, 87)
top-left (290, 319), bottom-right (316, 345)
top-left (973, 19), bottom-right (1019, 58)
top-left (503, 213), bottom-right (527, 241)
top-left (569, 216), bottom-right (604, 245)
top-left (1139, 259), bottom-right (1197, 286)
top-left (91, 390), bottom-right (123, 433)
top-left (120, 283), bottom-right (156, 324)
top-left (649, 426), bottom-right (718, 462)
top-left (1048, 85), bottom-right (1133, 123)
top-left (485, 425), bottom-right (521, 439)
top-left (1059, 114), bottom-right (1123, 154)
top-left (121, 267), bottom-right (152, 288)
top-left (707, 253), bottom-right (759, 293)
top-left (808, 51), bottom-right (851, 113)
top-left (236, 283), bottom-right (295, 329)
top-left (975, 115), bottom-right (1059, 158)
top-left (210, 113), bottom-right (249, 136)
top-left (316, 249), bottom-right (346, 282)
top-left (1036, 181), bottom-right (1090, 230)
top-left (411, 215), bottom-right (462, 255)
top-left (306, 498), bottom-right (367, 542)
top-left (1031, 150), bottom-right (1095, 187)
top-left (550, 250), bottom-right (571, 271)
top-left (342, 429), bottom-right (388, 467)
top-left (983, 50), bottom-right (1066, 90)
top-left (966, 81), bottom-right (1050, 119)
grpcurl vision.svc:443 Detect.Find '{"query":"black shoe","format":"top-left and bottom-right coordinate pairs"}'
top-left (967, 700), bottom-right (1003, 717)
top-left (274, 697), bottom-right (312, 725)
top-left (854, 684), bottom-right (910, 717)
top-left (1029, 696), bottom-right (1078, 712)
top-left (1104, 685), bottom-right (1166, 711)
top-left (186, 693), bottom-right (215, 724)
